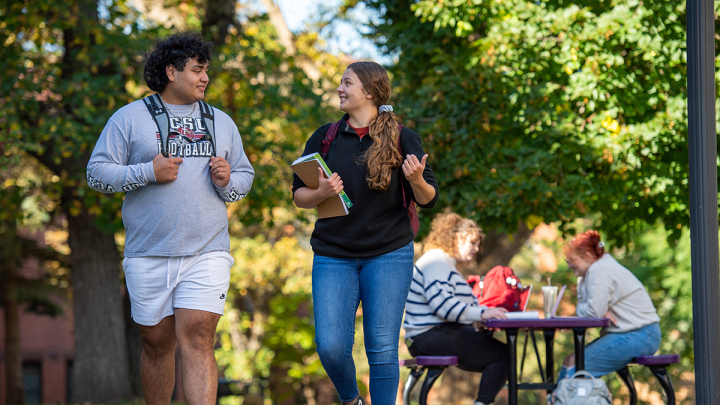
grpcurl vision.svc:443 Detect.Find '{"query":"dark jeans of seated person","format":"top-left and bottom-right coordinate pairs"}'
top-left (407, 323), bottom-right (508, 404)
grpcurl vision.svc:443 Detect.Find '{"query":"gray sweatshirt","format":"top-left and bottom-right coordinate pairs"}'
top-left (576, 253), bottom-right (660, 334)
top-left (87, 99), bottom-right (254, 257)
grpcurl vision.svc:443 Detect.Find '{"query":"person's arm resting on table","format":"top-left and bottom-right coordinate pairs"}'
top-left (576, 273), bottom-right (612, 319)
top-left (422, 261), bottom-right (507, 323)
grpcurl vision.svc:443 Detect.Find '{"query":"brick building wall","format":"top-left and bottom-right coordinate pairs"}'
top-left (0, 298), bottom-right (75, 404)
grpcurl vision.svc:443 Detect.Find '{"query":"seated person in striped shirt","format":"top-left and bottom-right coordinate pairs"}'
top-left (402, 212), bottom-right (509, 405)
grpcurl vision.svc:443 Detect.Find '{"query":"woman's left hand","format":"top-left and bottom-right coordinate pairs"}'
top-left (402, 154), bottom-right (428, 184)
top-left (604, 311), bottom-right (617, 325)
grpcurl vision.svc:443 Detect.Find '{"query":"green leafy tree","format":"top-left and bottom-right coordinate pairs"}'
top-left (349, 0), bottom-right (694, 245)
top-left (0, 0), bottom-right (161, 400)
top-left (2, 0), bottom-right (341, 401)
top-left (340, 0), bottom-right (700, 401)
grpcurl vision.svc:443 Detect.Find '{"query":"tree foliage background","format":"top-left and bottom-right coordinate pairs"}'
top-left (0, 0), bottom-right (708, 403)
top-left (341, 0), bottom-right (704, 402)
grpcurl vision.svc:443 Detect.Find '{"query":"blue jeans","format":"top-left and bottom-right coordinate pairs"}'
top-left (312, 242), bottom-right (414, 404)
top-left (558, 322), bottom-right (662, 380)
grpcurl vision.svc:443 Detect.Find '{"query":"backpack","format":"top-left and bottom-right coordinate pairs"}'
top-left (468, 265), bottom-right (525, 311)
top-left (142, 94), bottom-right (216, 157)
top-left (320, 119), bottom-right (419, 237)
top-left (551, 371), bottom-right (612, 404)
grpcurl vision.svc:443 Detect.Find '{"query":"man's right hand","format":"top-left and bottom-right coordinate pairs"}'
top-left (153, 153), bottom-right (183, 183)
top-left (317, 167), bottom-right (343, 198)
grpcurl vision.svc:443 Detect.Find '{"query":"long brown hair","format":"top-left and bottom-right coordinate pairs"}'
top-left (347, 61), bottom-right (402, 191)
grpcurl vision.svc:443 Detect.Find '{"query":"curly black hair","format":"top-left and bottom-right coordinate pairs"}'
top-left (143, 32), bottom-right (214, 93)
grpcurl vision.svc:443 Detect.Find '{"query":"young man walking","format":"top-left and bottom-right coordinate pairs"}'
top-left (87, 33), bottom-right (254, 405)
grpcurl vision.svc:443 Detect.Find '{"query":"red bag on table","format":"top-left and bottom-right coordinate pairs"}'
top-left (467, 266), bottom-right (527, 312)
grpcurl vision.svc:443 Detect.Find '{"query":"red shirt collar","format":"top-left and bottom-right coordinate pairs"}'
top-left (348, 122), bottom-right (369, 139)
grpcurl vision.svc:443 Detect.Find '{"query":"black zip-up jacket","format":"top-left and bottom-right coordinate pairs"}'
top-left (292, 115), bottom-right (439, 258)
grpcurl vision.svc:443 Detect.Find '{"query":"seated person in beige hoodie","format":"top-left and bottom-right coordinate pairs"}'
top-left (558, 230), bottom-right (661, 381)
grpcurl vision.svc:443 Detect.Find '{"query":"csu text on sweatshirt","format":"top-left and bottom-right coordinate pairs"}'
top-left (86, 100), bottom-right (254, 257)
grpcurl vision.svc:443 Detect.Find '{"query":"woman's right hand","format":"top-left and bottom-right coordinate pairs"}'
top-left (317, 167), bottom-right (343, 198)
top-left (481, 307), bottom-right (509, 321)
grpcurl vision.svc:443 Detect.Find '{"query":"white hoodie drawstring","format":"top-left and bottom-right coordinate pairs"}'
top-left (167, 258), bottom-right (171, 288)
top-left (175, 257), bottom-right (183, 288)
top-left (167, 257), bottom-right (185, 289)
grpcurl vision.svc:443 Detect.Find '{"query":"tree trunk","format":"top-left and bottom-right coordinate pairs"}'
top-left (56, 1), bottom-right (134, 401)
top-left (68, 209), bottom-right (133, 403)
top-left (474, 222), bottom-right (533, 275)
top-left (436, 222), bottom-right (533, 402)
top-left (3, 269), bottom-right (25, 405)
top-left (201, 0), bottom-right (238, 49)
top-left (124, 291), bottom-right (144, 397)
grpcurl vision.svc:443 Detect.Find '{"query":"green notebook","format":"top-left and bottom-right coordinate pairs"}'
top-left (292, 152), bottom-right (353, 210)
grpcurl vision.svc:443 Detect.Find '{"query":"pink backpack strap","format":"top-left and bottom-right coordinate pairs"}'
top-left (320, 120), bottom-right (342, 159)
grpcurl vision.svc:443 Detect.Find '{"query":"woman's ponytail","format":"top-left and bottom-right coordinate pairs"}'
top-left (366, 108), bottom-right (402, 190)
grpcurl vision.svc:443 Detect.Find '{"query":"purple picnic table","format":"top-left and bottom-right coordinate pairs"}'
top-left (484, 317), bottom-right (611, 405)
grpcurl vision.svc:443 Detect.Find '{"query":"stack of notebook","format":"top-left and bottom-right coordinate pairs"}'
top-left (291, 153), bottom-right (353, 219)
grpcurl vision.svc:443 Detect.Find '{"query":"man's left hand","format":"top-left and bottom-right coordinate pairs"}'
top-left (209, 156), bottom-right (230, 187)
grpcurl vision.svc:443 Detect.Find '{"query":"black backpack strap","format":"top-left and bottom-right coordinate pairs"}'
top-left (198, 100), bottom-right (216, 157)
top-left (142, 94), bottom-right (171, 157)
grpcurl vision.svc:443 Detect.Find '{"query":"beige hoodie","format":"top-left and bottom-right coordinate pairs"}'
top-left (576, 254), bottom-right (660, 334)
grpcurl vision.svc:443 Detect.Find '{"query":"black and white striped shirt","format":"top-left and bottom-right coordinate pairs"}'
top-left (403, 249), bottom-right (487, 338)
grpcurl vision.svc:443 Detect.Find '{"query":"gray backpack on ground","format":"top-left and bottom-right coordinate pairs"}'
top-left (551, 370), bottom-right (612, 405)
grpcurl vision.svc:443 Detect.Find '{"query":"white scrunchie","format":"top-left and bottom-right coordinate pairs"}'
top-left (598, 241), bottom-right (605, 248)
top-left (379, 105), bottom-right (393, 113)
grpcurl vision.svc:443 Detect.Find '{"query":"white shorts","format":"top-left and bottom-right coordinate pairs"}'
top-left (122, 251), bottom-right (233, 326)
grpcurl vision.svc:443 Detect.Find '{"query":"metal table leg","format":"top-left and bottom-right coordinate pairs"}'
top-left (506, 328), bottom-right (519, 405)
top-left (530, 330), bottom-right (546, 381)
top-left (543, 329), bottom-right (556, 396)
top-left (572, 327), bottom-right (586, 371)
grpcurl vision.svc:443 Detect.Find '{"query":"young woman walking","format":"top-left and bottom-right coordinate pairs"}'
top-left (292, 61), bottom-right (438, 405)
